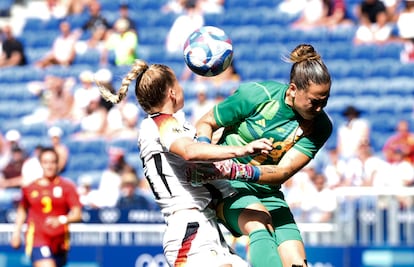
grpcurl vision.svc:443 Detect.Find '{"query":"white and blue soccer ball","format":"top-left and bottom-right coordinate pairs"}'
top-left (183, 26), bottom-right (233, 77)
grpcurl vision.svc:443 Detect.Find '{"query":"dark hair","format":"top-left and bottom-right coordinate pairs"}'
top-left (39, 147), bottom-right (59, 162)
top-left (288, 44), bottom-right (331, 91)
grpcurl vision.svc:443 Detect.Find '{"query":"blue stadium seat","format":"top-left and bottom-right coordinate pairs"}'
top-left (20, 30), bottom-right (57, 48)
top-left (0, 0), bottom-right (14, 17)
top-left (108, 139), bottom-right (139, 154)
top-left (139, 26), bottom-right (169, 45)
top-left (74, 50), bottom-right (101, 65)
top-left (65, 153), bottom-right (108, 172)
top-left (369, 59), bottom-right (400, 78)
top-left (376, 43), bottom-right (404, 60)
top-left (350, 44), bottom-right (377, 60)
top-left (0, 66), bottom-right (44, 83)
top-left (0, 83), bottom-right (37, 101)
top-left (66, 138), bottom-right (107, 154)
top-left (65, 13), bottom-right (89, 29)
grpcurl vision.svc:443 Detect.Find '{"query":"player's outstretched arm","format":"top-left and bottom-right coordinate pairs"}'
top-left (170, 137), bottom-right (272, 162)
top-left (10, 204), bottom-right (27, 249)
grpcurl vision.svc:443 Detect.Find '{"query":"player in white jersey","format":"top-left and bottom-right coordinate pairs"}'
top-left (96, 59), bottom-right (272, 267)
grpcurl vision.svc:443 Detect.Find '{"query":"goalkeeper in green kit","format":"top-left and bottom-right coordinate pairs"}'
top-left (191, 43), bottom-right (332, 267)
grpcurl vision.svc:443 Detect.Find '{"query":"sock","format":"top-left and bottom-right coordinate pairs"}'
top-left (248, 229), bottom-right (282, 267)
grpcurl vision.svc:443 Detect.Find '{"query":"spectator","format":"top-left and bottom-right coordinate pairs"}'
top-left (71, 91), bottom-right (108, 140)
top-left (277, 0), bottom-right (307, 17)
top-left (0, 132), bottom-right (8, 172)
top-left (35, 21), bottom-right (79, 69)
top-left (88, 147), bottom-right (134, 208)
top-left (94, 68), bottom-right (115, 111)
top-left (20, 145), bottom-right (43, 187)
top-left (44, 75), bottom-right (75, 124)
top-left (336, 105), bottom-right (370, 160)
top-left (291, 0), bottom-right (330, 29)
top-left (0, 24), bottom-right (27, 67)
top-left (282, 165), bottom-right (315, 220)
top-left (292, 0), bottom-right (353, 29)
top-left (344, 142), bottom-right (389, 187)
top-left (321, 147), bottom-right (348, 189)
top-left (117, 3), bottom-right (137, 32)
top-left (195, 60), bottom-right (241, 90)
top-left (189, 83), bottom-right (216, 125)
top-left (300, 172), bottom-right (337, 223)
top-left (381, 148), bottom-right (414, 187)
top-left (165, 0), bottom-right (204, 55)
top-left (101, 17), bottom-right (138, 66)
top-left (106, 100), bottom-right (140, 140)
top-left (45, 0), bottom-right (69, 19)
top-left (383, 119), bottom-right (414, 164)
top-left (166, 0), bottom-right (204, 80)
top-left (76, 174), bottom-right (95, 208)
top-left (75, 25), bottom-right (107, 62)
top-left (0, 145), bottom-right (27, 189)
top-left (48, 126), bottom-right (69, 173)
top-left (397, 0), bottom-right (414, 63)
top-left (23, 75), bottom-right (75, 125)
top-left (82, 1), bottom-right (111, 35)
top-left (161, 0), bottom-right (187, 14)
top-left (66, 0), bottom-right (90, 15)
top-left (71, 70), bottom-right (101, 123)
top-left (116, 171), bottom-right (158, 210)
top-left (353, 0), bottom-right (393, 44)
top-left (200, 0), bottom-right (225, 14)
top-left (0, 130), bottom-right (21, 172)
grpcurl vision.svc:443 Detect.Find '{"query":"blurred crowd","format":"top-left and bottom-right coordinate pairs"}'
top-left (0, 0), bottom-right (413, 224)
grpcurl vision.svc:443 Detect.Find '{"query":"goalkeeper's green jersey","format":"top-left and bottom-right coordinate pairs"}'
top-left (213, 80), bottom-right (333, 191)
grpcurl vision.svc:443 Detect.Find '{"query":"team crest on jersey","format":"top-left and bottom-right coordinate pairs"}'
top-left (30, 190), bottom-right (39, 198)
top-left (172, 127), bottom-right (182, 133)
top-left (53, 186), bottom-right (63, 198)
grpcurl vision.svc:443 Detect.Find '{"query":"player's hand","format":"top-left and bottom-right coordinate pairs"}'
top-left (186, 162), bottom-right (224, 186)
top-left (187, 159), bottom-right (237, 186)
top-left (237, 138), bottom-right (272, 157)
top-left (45, 216), bottom-right (61, 228)
top-left (10, 231), bottom-right (21, 249)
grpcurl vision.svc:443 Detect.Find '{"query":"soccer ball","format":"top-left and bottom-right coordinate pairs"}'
top-left (183, 26), bottom-right (233, 77)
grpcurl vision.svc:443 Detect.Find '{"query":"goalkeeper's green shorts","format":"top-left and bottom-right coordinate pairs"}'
top-left (218, 180), bottom-right (303, 245)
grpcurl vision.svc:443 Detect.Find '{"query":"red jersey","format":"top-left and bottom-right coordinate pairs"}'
top-left (20, 176), bottom-right (81, 255)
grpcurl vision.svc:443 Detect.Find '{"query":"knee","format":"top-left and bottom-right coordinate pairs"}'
top-left (238, 207), bottom-right (273, 234)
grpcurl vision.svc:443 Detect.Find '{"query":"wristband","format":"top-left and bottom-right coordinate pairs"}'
top-left (58, 215), bottom-right (68, 225)
top-left (231, 164), bottom-right (260, 182)
top-left (197, 136), bottom-right (211, 144)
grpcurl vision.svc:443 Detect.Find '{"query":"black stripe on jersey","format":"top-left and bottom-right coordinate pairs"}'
top-left (154, 153), bottom-right (172, 197)
top-left (141, 156), bottom-right (159, 199)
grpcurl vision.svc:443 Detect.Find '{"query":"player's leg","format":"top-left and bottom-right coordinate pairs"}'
top-left (31, 247), bottom-right (57, 267)
top-left (264, 194), bottom-right (308, 267)
top-left (218, 194), bottom-right (282, 267)
top-left (164, 209), bottom-right (249, 267)
top-left (278, 240), bottom-right (307, 267)
top-left (33, 259), bottom-right (56, 267)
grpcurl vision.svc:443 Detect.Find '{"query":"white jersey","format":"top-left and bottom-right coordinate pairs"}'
top-left (138, 112), bottom-right (236, 217)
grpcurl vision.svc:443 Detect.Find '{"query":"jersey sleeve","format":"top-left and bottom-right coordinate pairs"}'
top-left (214, 82), bottom-right (271, 127)
top-left (62, 179), bottom-right (82, 209)
top-left (294, 112), bottom-right (333, 158)
top-left (153, 114), bottom-right (190, 151)
top-left (19, 187), bottom-right (30, 209)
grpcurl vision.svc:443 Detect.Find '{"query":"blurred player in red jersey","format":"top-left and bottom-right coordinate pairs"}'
top-left (10, 147), bottom-right (82, 267)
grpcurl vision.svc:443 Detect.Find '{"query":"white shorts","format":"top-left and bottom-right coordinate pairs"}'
top-left (163, 208), bottom-right (249, 267)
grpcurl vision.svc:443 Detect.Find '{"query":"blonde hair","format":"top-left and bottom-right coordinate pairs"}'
top-left (96, 59), bottom-right (176, 114)
top-left (287, 44), bottom-right (331, 91)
